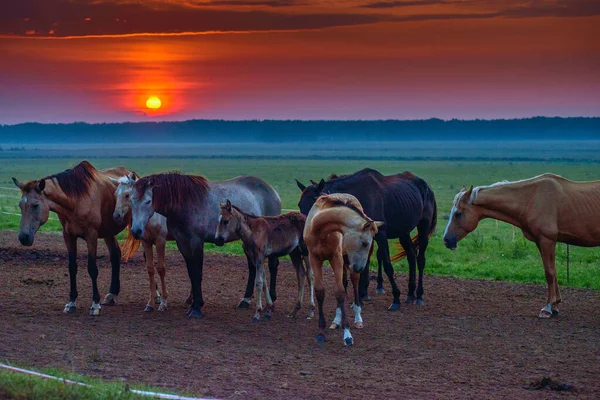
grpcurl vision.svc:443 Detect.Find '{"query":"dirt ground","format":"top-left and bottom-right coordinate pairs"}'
top-left (1, 232), bottom-right (599, 399)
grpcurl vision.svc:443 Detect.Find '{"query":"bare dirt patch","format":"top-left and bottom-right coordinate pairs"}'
top-left (1, 232), bottom-right (599, 399)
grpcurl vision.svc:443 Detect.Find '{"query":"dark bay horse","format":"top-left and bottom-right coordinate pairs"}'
top-left (215, 200), bottom-right (315, 322)
top-left (12, 161), bottom-right (138, 316)
top-left (297, 168), bottom-right (437, 310)
top-left (130, 172), bottom-right (281, 318)
top-left (443, 174), bottom-right (600, 318)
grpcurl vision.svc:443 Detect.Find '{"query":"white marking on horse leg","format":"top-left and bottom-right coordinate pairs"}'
top-left (330, 307), bottom-right (342, 329)
top-left (353, 304), bottom-right (364, 329)
top-left (343, 328), bottom-right (353, 346)
top-left (158, 298), bottom-right (168, 312)
top-left (63, 301), bottom-right (77, 313)
top-left (101, 293), bottom-right (117, 305)
top-left (90, 302), bottom-right (102, 316)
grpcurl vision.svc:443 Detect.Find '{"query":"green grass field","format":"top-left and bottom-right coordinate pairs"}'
top-left (2, 157), bottom-right (599, 291)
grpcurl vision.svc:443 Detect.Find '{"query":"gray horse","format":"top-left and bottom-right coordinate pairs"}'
top-left (130, 172), bottom-right (281, 318)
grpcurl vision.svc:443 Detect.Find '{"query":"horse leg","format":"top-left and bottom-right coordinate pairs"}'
top-left (142, 242), bottom-right (156, 312)
top-left (399, 234), bottom-right (418, 305)
top-left (351, 271), bottom-right (363, 329)
top-left (263, 265), bottom-right (274, 320)
top-left (252, 257), bottom-right (265, 323)
top-left (268, 255), bottom-right (279, 305)
top-left (536, 237), bottom-right (559, 318)
top-left (156, 241), bottom-right (168, 311)
top-left (181, 240), bottom-right (205, 319)
top-left (359, 255), bottom-right (371, 303)
top-left (310, 254), bottom-right (326, 343)
top-left (415, 222), bottom-right (430, 306)
top-left (63, 232), bottom-right (78, 313)
top-left (305, 257), bottom-right (315, 319)
top-left (100, 235), bottom-right (121, 306)
top-left (333, 256), bottom-right (352, 346)
top-left (376, 233), bottom-right (402, 310)
top-left (289, 250), bottom-right (305, 318)
top-left (376, 246), bottom-right (385, 294)
top-left (238, 253), bottom-right (255, 309)
top-left (85, 232), bottom-right (102, 316)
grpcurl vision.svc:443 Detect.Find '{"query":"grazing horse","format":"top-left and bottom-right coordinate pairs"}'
top-left (297, 168), bottom-right (437, 310)
top-left (443, 174), bottom-right (600, 318)
top-left (304, 193), bottom-right (383, 346)
top-left (130, 172), bottom-right (281, 318)
top-left (215, 199), bottom-right (315, 322)
top-left (111, 173), bottom-right (175, 312)
top-left (12, 161), bottom-right (137, 316)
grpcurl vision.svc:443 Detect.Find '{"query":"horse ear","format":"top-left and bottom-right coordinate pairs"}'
top-left (461, 185), bottom-right (467, 192)
top-left (295, 179), bottom-right (306, 191)
top-left (317, 179), bottom-right (325, 192)
top-left (219, 201), bottom-right (226, 208)
top-left (127, 172), bottom-right (137, 182)
top-left (36, 180), bottom-right (45, 193)
top-left (109, 177), bottom-right (119, 184)
top-left (12, 177), bottom-right (24, 190)
top-left (375, 221), bottom-right (385, 230)
top-left (225, 199), bottom-right (232, 211)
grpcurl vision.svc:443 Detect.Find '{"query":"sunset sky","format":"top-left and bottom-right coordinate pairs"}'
top-left (0, 0), bottom-right (598, 124)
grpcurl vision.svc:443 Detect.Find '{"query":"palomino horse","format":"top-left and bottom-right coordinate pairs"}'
top-left (111, 173), bottom-right (175, 312)
top-left (297, 168), bottom-right (437, 310)
top-left (303, 193), bottom-right (383, 346)
top-left (12, 161), bottom-right (138, 316)
top-left (443, 174), bottom-right (600, 318)
top-left (215, 199), bottom-right (315, 322)
top-left (130, 172), bottom-right (281, 318)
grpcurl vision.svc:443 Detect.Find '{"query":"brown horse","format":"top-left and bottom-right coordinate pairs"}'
top-left (12, 161), bottom-right (138, 316)
top-left (215, 200), bottom-right (315, 322)
top-left (304, 193), bottom-right (383, 346)
top-left (443, 173), bottom-right (600, 318)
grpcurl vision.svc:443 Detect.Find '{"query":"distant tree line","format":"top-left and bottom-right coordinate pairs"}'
top-left (0, 117), bottom-right (598, 144)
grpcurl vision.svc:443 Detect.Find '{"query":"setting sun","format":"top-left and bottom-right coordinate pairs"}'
top-left (146, 96), bottom-right (162, 110)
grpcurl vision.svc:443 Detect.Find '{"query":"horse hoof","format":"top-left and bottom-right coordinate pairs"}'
top-left (552, 308), bottom-right (559, 316)
top-left (63, 306), bottom-right (76, 313)
top-left (344, 337), bottom-right (354, 346)
top-left (404, 296), bottom-right (415, 304)
top-left (307, 311), bottom-right (315, 320)
top-left (329, 323), bottom-right (340, 330)
top-left (315, 334), bottom-right (325, 343)
top-left (187, 309), bottom-right (203, 319)
top-left (251, 316), bottom-right (260, 323)
top-left (388, 302), bottom-right (401, 311)
top-left (415, 299), bottom-right (424, 306)
top-left (264, 312), bottom-right (272, 320)
top-left (376, 288), bottom-right (385, 294)
top-left (155, 298), bottom-right (162, 305)
top-left (237, 300), bottom-right (250, 309)
top-left (158, 304), bottom-right (167, 312)
top-left (363, 294), bottom-right (372, 302)
top-left (184, 296), bottom-right (193, 306)
top-left (538, 310), bottom-right (552, 319)
top-left (101, 294), bottom-right (116, 306)
top-left (354, 322), bottom-right (364, 329)
top-left (144, 305), bottom-right (154, 312)
top-left (89, 307), bottom-right (102, 316)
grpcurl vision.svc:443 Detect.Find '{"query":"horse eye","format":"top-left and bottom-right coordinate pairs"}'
top-left (145, 199), bottom-right (151, 205)
top-left (125, 194), bottom-right (129, 199)
top-left (455, 212), bottom-right (462, 218)
top-left (32, 204), bottom-right (39, 209)
top-left (362, 241), bottom-right (369, 247)
top-left (223, 220), bottom-right (229, 225)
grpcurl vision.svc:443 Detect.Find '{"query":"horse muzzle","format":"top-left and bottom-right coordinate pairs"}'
top-left (18, 232), bottom-right (34, 246)
top-left (113, 212), bottom-right (124, 225)
top-left (443, 236), bottom-right (457, 250)
top-left (131, 227), bottom-right (144, 240)
top-left (213, 236), bottom-right (225, 247)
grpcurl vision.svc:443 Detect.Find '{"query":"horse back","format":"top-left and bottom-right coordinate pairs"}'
top-left (218, 176), bottom-right (281, 216)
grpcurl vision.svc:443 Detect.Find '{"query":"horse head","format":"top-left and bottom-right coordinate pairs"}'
top-left (110, 173), bottom-right (136, 225)
top-left (12, 177), bottom-right (50, 246)
top-left (344, 218), bottom-right (384, 274)
top-left (296, 178), bottom-right (325, 215)
top-left (215, 199), bottom-right (238, 244)
top-left (130, 177), bottom-right (155, 240)
top-left (443, 185), bottom-right (480, 250)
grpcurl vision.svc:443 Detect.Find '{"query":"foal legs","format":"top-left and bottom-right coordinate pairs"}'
top-left (100, 235), bottom-right (121, 307)
top-left (142, 242), bottom-right (156, 312)
top-left (238, 253), bottom-right (256, 309)
top-left (536, 237), bottom-right (560, 318)
top-left (156, 240), bottom-right (168, 311)
top-left (252, 258), bottom-right (273, 322)
top-left (289, 250), bottom-right (314, 319)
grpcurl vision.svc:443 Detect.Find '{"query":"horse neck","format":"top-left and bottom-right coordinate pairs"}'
top-left (42, 179), bottom-right (75, 216)
top-left (233, 210), bottom-right (254, 242)
top-left (474, 184), bottom-right (532, 227)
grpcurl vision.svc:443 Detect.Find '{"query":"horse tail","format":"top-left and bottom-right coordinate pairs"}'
top-left (121, 226), bottom-right (141, 262)
top-left (390, 185), bottom-right (437, 262)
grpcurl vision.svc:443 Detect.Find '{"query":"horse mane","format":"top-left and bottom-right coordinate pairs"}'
top-left (135, 172), bottom-right (210, 212)
top-left (26, 160), bottom-right (99, 198)
top-left (316, 194), bottom-right (372, 222)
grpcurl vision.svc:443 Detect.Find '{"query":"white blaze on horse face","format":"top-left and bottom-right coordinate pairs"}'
top-left (444, 191), bottom-right (464, 239)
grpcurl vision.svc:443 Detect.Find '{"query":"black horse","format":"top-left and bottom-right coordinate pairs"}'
top-left (296, 168), bottom-right (437, 310)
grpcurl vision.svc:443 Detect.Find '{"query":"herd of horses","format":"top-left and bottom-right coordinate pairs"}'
top-left (11, 161), bottom-right (600, 345)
